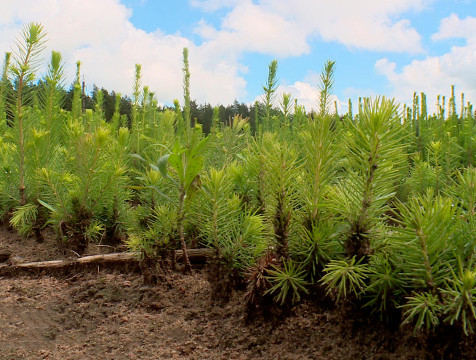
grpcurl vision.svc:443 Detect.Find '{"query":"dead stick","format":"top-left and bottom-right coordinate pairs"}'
top-left (1, 249), bottom-right (215, 271)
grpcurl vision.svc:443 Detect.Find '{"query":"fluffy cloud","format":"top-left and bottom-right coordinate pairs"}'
top-left (375, 14), bottom-right (476, 114)
top-left (271, 77), bottom-right (347, 114)
top-left (190, 0), bottom-right (241, 12)
top-left (0, 0), bottom-right (432, 108)
top-left (0, 0), bottom-right (247, 105)
top-left (195, 1), bottom-right (309, 57)
top-left (191, 0), bottom-right (429, 108)
top-left (190, 0), bottom-right (429, 108)
top-left (274, 82), bottom-right (320, 113)
top-left (197, 0), bottom-right (428, 56)
top-left (431, 13), bottom-right (476, 42)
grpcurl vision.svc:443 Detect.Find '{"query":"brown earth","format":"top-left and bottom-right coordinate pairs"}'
top-left (0, 224), bottom-right (475, 360)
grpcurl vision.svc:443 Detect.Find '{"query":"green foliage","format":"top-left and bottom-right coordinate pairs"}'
top-left (448, 167), bottom-right (476, 260)
top-left (111, 92), bottom-right (122, 132)
top-left (37, 123), bottom-right (131, 253)
top-left (197, 168), bottom-right (268, 270)
top-left (198, 168), bottom-right (238, 248)
top-left (0, 52), bottom-right (11, 123)
top-left (40, 51), bottom-right (65, 146)
top-left (126, 203), bottom-right (176, 258)
top-left (441, 266), bottom-right (476, 335)
top-left (94, 88), bottom-right (104, 120)
top-left (151, 135), bottom-right (210, 272)
top-left (279, 92), bottom-right (293, 125)
top-left (158, 136), bottom-right (210, 192)
top-left (318, 60), bottom-right (335, 116)
top-left (2, 25), bottom-right (476, 334)
top-left (182, 48), bottom-right (191, 138)
top-left (300, 115), bottom-right (341, 226)
top-left (265, 260), bottom-right (309, 305)
top-left (321, 256), bottom-right (370, 301)
top-left (393, 190), bottom-right (458, 291)
top-left (71, 61), bottom-right (82, 121)
top-left (365, 254), bottom-right (405, 314)
top-left (226, 157), bottom-right (259, 210)
top-left (10, 22), bottom-right (46, 92)
top-left (209, 114), bottom-right (250, 169)
top-left (262, 59), bottom-right (278, 132)
top-left (293, 222), bottom-right (340, 282)
top-left (131, 63), bottom-right (142, 132)
top-left (329, 97), bottom-right (406, 259)
top-left (10, 22), bottom-right (47, 205)
top-left (256, 133), bottom-right (302, 260)
top-left (402, 153), bottom-right (437, 198)
top-left (402, 292), bottom-right (442, 332)
top-left (10, 202), bottom-right (38, 236)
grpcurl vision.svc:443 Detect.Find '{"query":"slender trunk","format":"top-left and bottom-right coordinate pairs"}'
top-left (16, 43), bottom-right (33, 206)
top-left (177, 188), bottom-right (192, 272)
top-left (18, 78), bottom-right (25, 205)
top-left (417, 228), bottom-right (434, 290)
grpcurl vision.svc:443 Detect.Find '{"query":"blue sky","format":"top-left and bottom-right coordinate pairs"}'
top-left (1, 0), bottom-right (476, 113)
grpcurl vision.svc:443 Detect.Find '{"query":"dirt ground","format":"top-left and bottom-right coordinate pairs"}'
top-left (0, 224), bottom-right (475, 360)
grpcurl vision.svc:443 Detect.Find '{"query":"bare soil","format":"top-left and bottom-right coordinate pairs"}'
top-left (0, 224), bottom-right (475, 360)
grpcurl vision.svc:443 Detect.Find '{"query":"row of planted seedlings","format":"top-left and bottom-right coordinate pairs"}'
top-left (0, 23), bottom-right (474, 336)
top-left (127, 89), bottom-right (476, 335)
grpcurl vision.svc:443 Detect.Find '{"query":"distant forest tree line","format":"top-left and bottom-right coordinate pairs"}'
top-left (1, 76), bottom-right (284, 135)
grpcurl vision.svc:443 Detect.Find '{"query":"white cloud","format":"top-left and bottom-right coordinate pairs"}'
top-left (195, 1), bottom-right (309, 57)
top-left (196, 0), bottom-right (428, 56)
top-left (0, 0), bottom-right (247, 105)
top-left (188, 0), bottom-right (429, 109)
top-left (194, 19), bottom-right (218, 40)
top-left (275, 82), bottom-right (320, 113)
top-left (274, 0), bottom-right (426, 53)
top-left (190, 0), bottom-right (241, 12)
top-left (432, 13), bottom-right (476, 42)
top-left (268, 80), bottom-right (350, 114)
top-left (375, 58), bottom-right (398, 82)
top-left (0, 0), bottom-right (435, 108)
top-left (375, 14), bottom-right (476, 114)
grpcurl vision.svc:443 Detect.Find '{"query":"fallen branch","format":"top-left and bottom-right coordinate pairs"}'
top-left (14, 252), bottom-right (138, 269)
top-left (0, 248), bottom-right (215, 274)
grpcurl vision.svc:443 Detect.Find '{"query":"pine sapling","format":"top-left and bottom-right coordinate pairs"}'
top-left (262, 60), bottom-right (278, 132)
top-left (10, 22), bottom-right (47, 205)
